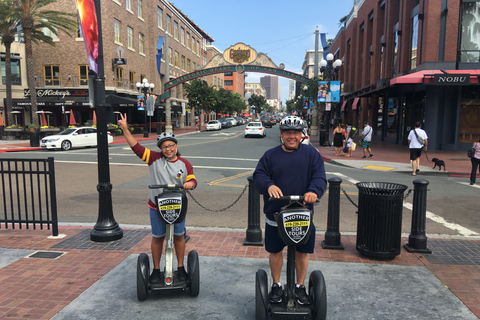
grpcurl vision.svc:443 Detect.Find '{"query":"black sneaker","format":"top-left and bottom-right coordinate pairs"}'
top-left (369, 154), bottom-right (374, 158)
top-left (149, 269), bottom-right (161, 284)
top-left (269, 283), bottom-right (283, 303)
top-left (177, 266), bottom-right (187, 281)
top-left (295, 285), bottom-right (310, 305)
top-left (362, 156), bottom-right (366, 159)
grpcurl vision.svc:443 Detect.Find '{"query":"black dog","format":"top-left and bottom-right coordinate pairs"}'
top-left (432, 158), bottom-right (446, 171)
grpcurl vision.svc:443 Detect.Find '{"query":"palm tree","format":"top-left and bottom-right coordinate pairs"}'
top-left (15, 0), bottom-right (77, 127)
top-left (0, 0), bottom-right (18, 126)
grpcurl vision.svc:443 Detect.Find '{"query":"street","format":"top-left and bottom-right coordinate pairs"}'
top-left (2, 125), bottom-right (479, 237)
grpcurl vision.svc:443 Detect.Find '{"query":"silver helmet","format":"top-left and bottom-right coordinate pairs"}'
top-left (156, 132), bottom-right (178, 148)
top-left (279, 116), bottom-right (305, 131)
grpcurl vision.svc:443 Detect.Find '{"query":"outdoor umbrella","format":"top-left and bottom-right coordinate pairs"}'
top-left (69, 111), bottom-right (76, 125)
top-left (41, 111), bottom-right (47, 127)
top-left (93, 110), bottom-right (97, 126)
top-left (244, 113), bottom-right (251, 117)
top-left (0, 112), bottom-right (4, 126)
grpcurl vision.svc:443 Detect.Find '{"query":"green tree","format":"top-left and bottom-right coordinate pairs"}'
top-left (0, 0), bottom-right (18, 126)
top-left (183, 78), bottom-right (216, 113)
top-left (248, 94), bottom-right (268, 115)
top-left (16, 0), bottom-right (77, 126)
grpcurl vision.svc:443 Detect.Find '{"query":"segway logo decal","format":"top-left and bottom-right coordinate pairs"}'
top-left (157, 198), bottom-right (182, 224)
top-left (282, 213), bottom-right (311, 244)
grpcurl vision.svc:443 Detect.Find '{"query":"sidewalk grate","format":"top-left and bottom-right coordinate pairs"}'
top-left (423, 239), bottom-right (480, 266)
top-left (27, 251), bottom-right (65, 259)
top-left (50, 229), bottom-right (151, 251)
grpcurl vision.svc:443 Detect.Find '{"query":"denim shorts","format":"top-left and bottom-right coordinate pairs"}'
top-left (150, 207), bottom-right (186, 238)
top-left (265, 223), bottom-right (316, 254)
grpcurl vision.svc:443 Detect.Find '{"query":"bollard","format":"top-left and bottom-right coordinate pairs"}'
top-left (322, 177), bottom-right (344, 250)
top-left (404, 179), bottom-right (432, 253)
top-left (243, 176), bottom-right (264, 246)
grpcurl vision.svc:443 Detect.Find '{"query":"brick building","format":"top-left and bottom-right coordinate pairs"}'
top-left (330, 0), bottom-right (480, 150)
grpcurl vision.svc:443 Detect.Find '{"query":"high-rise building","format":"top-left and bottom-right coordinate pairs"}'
top-left (260, 76), bottom-right (279, 100)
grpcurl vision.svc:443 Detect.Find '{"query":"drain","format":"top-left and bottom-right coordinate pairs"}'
top-left (27, 251), bottom-right (66, 259)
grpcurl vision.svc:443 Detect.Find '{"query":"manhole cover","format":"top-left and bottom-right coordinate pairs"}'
top-left (27, 251), bottom-right (65, 259)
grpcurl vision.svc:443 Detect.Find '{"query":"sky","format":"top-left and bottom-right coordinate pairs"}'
top-left (173, 0), bottom-right (354, 104)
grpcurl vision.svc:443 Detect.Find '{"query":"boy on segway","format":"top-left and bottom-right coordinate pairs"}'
top-left (118, 114), bottom-right (197, 284)
top-left (253, 116), bottom-right (327, 305)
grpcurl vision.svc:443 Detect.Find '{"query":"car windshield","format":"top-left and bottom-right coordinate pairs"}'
top-left (248, 123), bottom-right (261, 127)
top-left (58, 128), bottom-right (77, 135)
top-left (208, 121), bottom-right (218, 124)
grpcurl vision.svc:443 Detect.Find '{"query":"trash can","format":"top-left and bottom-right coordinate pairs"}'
top-left (29, 131), bottom-right (40, 147)
top-left (319, 130), bottom-right (329, 146)
top-left (355, 182), bottom-right (408, 260)
top-left (156, 123), bottom-right (163, 134)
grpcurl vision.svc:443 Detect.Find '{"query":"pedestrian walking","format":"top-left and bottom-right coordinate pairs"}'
top-left (333, 123), bottom-right (345, 156)
top-left (407, 121), bottom-right (428, 176)
top-left (361, 121), bottom-right (373, 159)
top-left (470, 137), bottom-right (480, 185)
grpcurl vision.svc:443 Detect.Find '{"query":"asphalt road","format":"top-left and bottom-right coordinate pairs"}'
top-left (2, 124), bottom-right (478, 236)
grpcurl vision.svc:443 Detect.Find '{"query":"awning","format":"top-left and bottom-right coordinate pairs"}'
top-left (105, 95), bottom-right (138, 107)
top-left (340, 101), bottom-right (347, 112)
top-left (352, 97), bottom-right (360, 110)
top-left (390, 69), bottom-right (480, 85)
top-left (11, 97), bottom-right (91, 107)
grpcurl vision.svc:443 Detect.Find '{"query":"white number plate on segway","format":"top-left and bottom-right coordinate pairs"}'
top-left (157, 197), bottom-right (182, 224)
top-left (282, 212), bottom-right (311, 244)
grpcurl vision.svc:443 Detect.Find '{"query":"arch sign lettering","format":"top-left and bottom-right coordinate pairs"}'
top-left (164, 42), bottom-right (309, 91)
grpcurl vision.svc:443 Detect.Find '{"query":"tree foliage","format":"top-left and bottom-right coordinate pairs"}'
top-left (248, 94), bottom-right (269, 115)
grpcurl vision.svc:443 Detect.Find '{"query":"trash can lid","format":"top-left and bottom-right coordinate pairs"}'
top-left (356, 182), bottom-right (408, 195)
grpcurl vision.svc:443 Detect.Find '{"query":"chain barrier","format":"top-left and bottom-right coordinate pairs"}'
top-left (341, 187), bottom-right (413, 210)
top-left (186, 184), bottom-right (248, 212)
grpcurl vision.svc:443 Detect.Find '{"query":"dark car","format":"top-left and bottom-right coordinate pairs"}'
top-left (218, 118), bottom-right (232, 128)
top-left (261, 116), bottom-right (273, 128)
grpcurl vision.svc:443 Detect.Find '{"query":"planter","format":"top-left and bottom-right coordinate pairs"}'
top-left (29, 127), bottom-right (36, 132)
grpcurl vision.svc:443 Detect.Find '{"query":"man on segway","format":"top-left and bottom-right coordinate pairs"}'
top-left (253, 116), bottom-right (327, 306)
top-left (118, 114), bottom-right (197, 284)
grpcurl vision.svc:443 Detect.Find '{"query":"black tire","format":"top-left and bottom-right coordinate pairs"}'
top-left (136, 253), bottom-right (149, 301)
top-left (309, 270), bottom-right (327, 320)
top-left (255, 269), bottom-right (268, 320)
top-left (188, 250), bottom-right (200, 297)
top-left (61, 140), bottom-right (72, 151)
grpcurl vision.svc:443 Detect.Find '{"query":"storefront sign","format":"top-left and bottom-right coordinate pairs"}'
top-left (434, 74), bottom-right (470, 85)
top-left (24, 89), bottom-right (89, 98)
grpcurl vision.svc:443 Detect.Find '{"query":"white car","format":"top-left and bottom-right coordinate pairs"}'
top-left (226, 117), bottom-right (238, 126)
top-left (244, 122), bottom-right (266, 138)
top-left (40, 127), bottom-right (113, 151)
top-left (206, 120), bottom-right (222, 131)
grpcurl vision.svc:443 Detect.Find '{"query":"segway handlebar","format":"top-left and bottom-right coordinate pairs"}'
top-left (149, 184), bottom-right (195, 190)
top-left (268, 195), bottom-right (320, 203)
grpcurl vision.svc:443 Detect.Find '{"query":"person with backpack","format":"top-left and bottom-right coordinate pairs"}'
top-left (407, 122), bottom-right (428, 176)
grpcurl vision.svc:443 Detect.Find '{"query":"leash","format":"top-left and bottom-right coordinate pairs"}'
top-left (424, 148), bottom-right (430, 162)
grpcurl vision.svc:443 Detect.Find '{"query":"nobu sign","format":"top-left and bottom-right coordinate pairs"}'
top-left (434, 74), bottom-right (470, 85)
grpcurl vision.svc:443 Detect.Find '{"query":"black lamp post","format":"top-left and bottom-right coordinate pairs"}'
top-left (136, 78), bottom-right (155, 138)
top-left (319, 53), bottom-right (342, 147)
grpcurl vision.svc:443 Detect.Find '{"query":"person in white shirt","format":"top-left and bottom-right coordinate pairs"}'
top-left (407, 122), bottom-right (428, 176)
top-left (361, 121), bottom-right (373, 159)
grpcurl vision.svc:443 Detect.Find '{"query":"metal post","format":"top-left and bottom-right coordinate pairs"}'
top-left (47, 157), bottom-right (59, 237)
top-left (404, 179), bottom-right (432, 253)
top-left (90, 0), bottom-right (123, 242)
top-left (322, 177), bottom-right (344, 249)
top-left (243, 176), bottom-right (264, 246)
top-left (311, 27), bottom-right (319, 137)
top-left (164, 33), bottom-right (172, 133)
top-left (143, 89), bottom-right (148, 138)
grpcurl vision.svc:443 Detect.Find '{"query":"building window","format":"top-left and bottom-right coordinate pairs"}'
top-left (126, 0), bottom-right (131, 11)
top-left (1, 58), bottom-right (21, 85)
top-left (140, 74), bottom-right (146, 83)
top-left (459, 1), bottom-right (480, 63)
top-left (214, 76), bottom-right (217, 86)
top-left (186, 32), bottom-right (190, 49)
top-left (44, 65), bottom-right (60, 86)
top-left (127, 26), bottom-right (133, 49)
top-left (138, 0), bottom-right (143, 19)
top-left (187, 58), bottom-right (191, 72)
top-left (409, 14), bottom-right (419, 70)
top-left (181, 27), bottom-right (185, 45)
top-left (139, 33), bottom-right (144, 54)
top-left (379, 36), bottom-right (384, 79)
top-left (157, 7), bottom-right (163, 28)
top-left (129, 71), bottom-right (135, 89)
top-left (168, 47), bottom-right (172, 65)
top-left (167, 15), bottom-right (172, 35)
top-left (175, 51), bottom-right (179, 67)
top-left (79, 65), bottom-right (88, 85)
top-left (174, 21), bottom-right (178, 40)
top-left (196, 41), bottom-right (200, 55)
top-left (225, 80), bottom-right (233, 86)
top-left (116, 67), bottom-right (123, 87)
top-left (391, 30), bottom-right (399, 77)
top-left (181, 55), bottom-right (186, 70)
top-left (77, 17), bottom-right (83, 38)
top-left (114, 18), bottom-right (121, 43)
top-left (42, 20), bottom-right (58, 39)
top-left (192, 36), bottom-right (195, 54)
top-left (224, 72), bottom-right (233, 76)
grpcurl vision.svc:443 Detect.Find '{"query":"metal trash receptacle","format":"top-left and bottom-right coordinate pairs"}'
top-left (30, 131), bottom-right (40, 147)
top-left (356, 182), bottom-right (408, 260)
top-left (319, 130), bottom-right (329, 146)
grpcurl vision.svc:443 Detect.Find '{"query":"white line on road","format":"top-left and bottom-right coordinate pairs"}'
top-left (328, 172), bottom-right (360, 184)
top-left (457, 181), bottom-right (480, 188)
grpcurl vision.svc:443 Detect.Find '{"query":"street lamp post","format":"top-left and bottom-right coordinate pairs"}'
top-left (319, 53), bottom-right (342, 147)
top-left (137, 78), bottom-right (155, 138)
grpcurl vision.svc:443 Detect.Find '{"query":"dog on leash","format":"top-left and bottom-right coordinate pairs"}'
top-left (432, 158), bottom-right (446, 171)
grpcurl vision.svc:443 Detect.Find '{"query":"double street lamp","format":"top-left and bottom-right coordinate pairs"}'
top-left (136, 78), bottom-right (154, 138)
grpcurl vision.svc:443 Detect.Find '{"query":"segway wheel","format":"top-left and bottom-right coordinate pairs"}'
top-left (137, 253), bottom-right (150, 301)
top-left (255, 269), bottom-right (268, 320)
top-left (309, 270), bottom-right (327, 320)
top-left (187, 250), bottom-right (200, 297)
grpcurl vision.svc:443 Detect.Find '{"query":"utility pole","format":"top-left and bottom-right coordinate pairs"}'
top-left (311, 27), bottom-right (319, 137)
top-left (165, 33), bottom-right (172, 133)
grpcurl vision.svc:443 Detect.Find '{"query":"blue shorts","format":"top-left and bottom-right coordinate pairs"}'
top-left (150, 207), bottom-right (185, 238)
top-left (362, 140), bottom-right (371, 149)
top-left (265, 223), bottom-right (316, 254)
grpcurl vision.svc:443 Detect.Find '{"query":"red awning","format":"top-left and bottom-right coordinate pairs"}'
top-left (352, 98), bottom-right (360, 110)
top-left (390, 69), bottom-right (480, 85)
top-left (341, 101), bottom-right (347, 112)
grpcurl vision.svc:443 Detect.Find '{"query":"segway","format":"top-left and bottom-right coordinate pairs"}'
top-left (137, 184), bottom-right (200, 301)
top-left (255, 196), bottom-right (327, 320)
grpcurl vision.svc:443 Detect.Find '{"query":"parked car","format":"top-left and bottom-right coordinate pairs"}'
top-left (206, 120), bottom-right (222, 131)
top-left (218, 118), bottom-right (232, 128)
top-left (244, 122), bottom-right (266, 138)
top-left (261, 116), bottom-right (273, 128)
top-left (226, 117), bottom-right (238, 126)
top-left (40, 127), bottom-right (113, 151)
top-left (235, 117), bottom-right (244, 125)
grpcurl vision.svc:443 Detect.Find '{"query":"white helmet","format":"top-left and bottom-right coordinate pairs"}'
top-left (156, 132), bottom-right (177, 148)
top-left (279, 116), bottom-right (305, 131)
